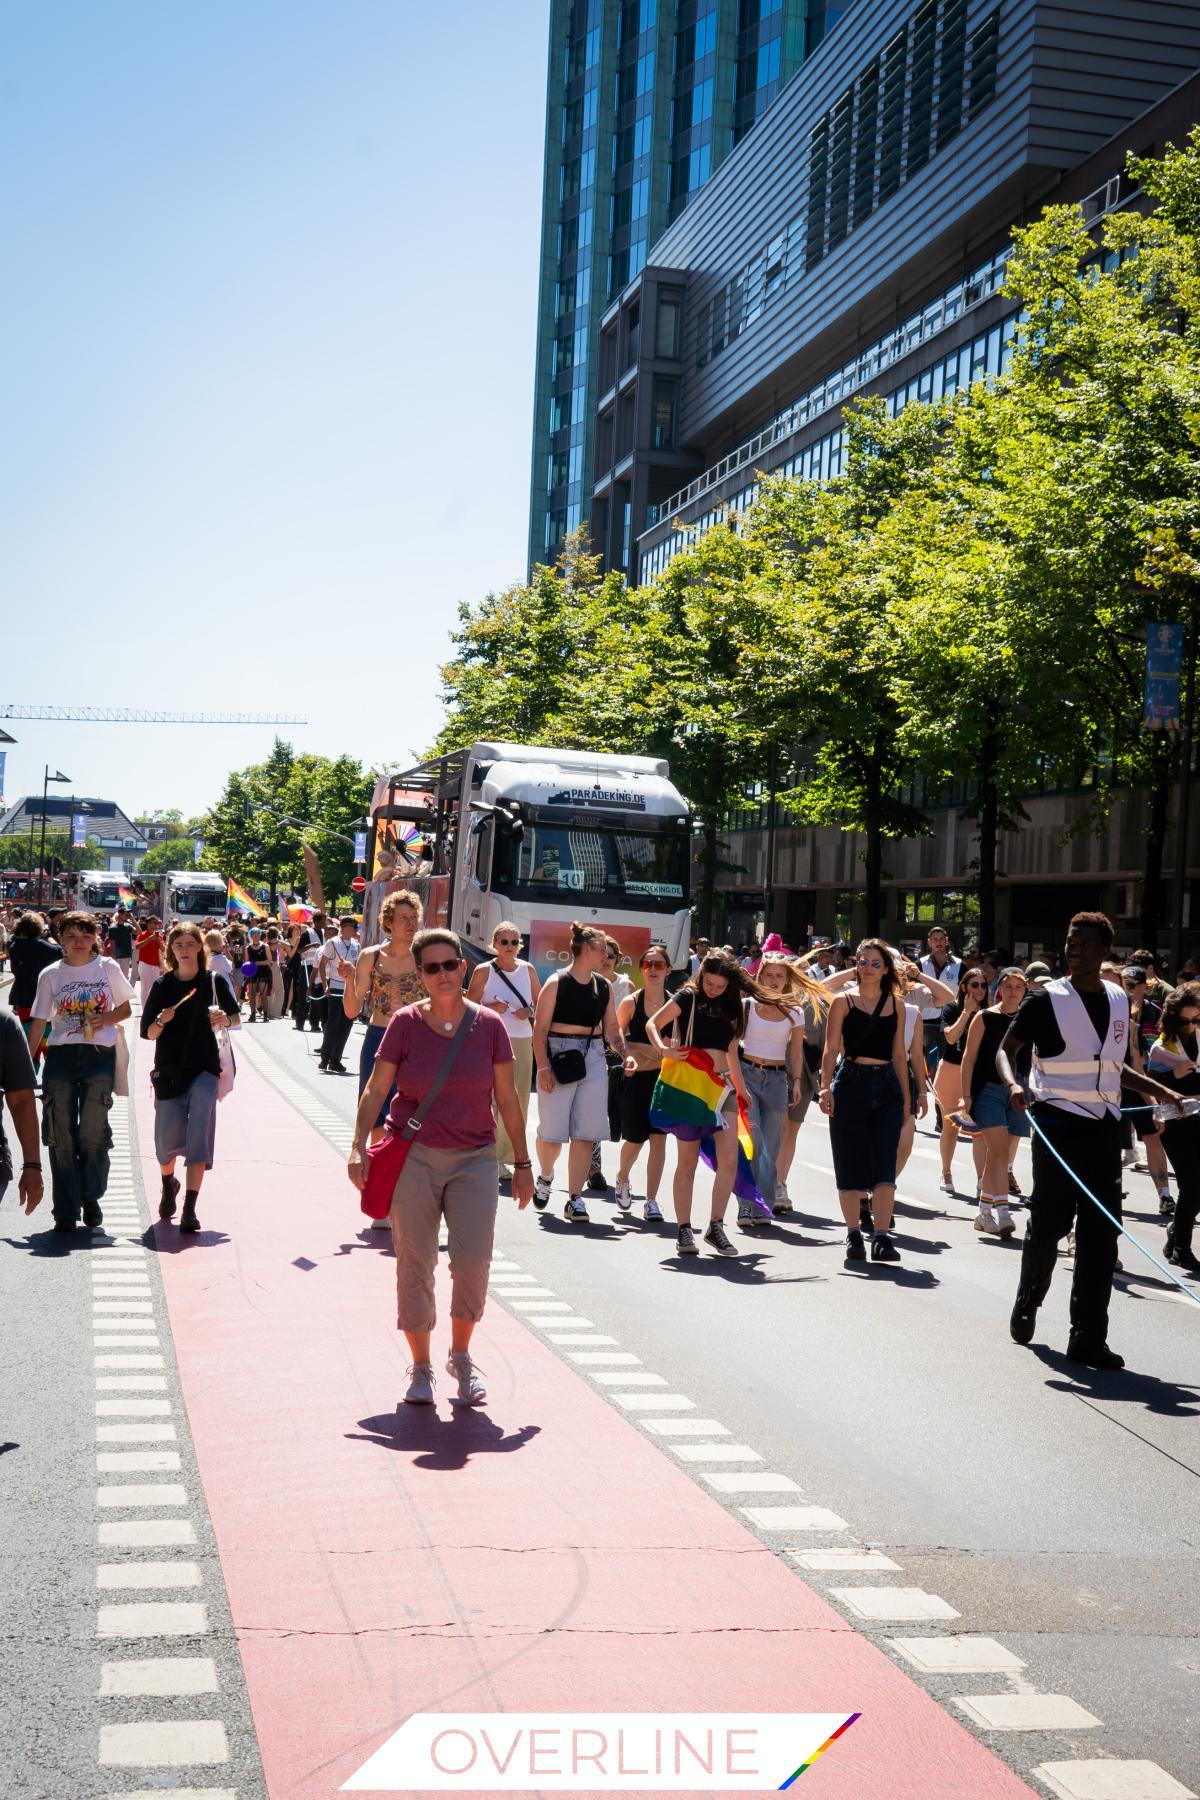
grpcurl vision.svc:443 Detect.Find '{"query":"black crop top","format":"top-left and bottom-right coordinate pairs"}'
top-left (674, 988), bottom-right (738, 1052)
top-left (841, 993), bottom-right (900, 1061)
top-left (626, 991), bottom-right (651, 1046)
top-left (550, 971), bottom-right (608, 1030)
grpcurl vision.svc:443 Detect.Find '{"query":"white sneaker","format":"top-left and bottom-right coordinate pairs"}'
top-left (533, 1175), bottom-right (552, 1211)
top-left (404, 1362), bottom-right (435, 1405)
top-left (774, 1181), bottom-right (788, 1203)
top-left (938, 1175), bottom-right (955, 1196)
top-left (614, 1177), bottom-right (633, 1212)
top-left (643, 1198), bottom-right (664, 1222)
top-left (994, 1204), bottom-right (1017, 1238)
top-left (446, 1351), bottom-right (487, 1406)
top-left (974, 1203), bottom-right (1000, 1236)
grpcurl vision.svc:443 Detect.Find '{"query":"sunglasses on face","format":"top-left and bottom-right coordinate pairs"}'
top-left (421, 958), bottom-right (461, 976)
top-left (1181, 1012), bottom-right (1200, 1026)
top-left (857, 958), bottom-right (884, 970)
top-left (642, 959), bottom-right (668, 970)
top-left (496, 937), bottom-right (520, 946)
top-left (966, 981), bottom-right (987, 989)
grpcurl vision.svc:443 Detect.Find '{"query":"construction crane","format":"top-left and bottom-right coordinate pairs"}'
top-left (1, 705), bottom-right (307, 724)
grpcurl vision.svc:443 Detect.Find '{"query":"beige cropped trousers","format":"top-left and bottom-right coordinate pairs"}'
top-left (389, 1141), bottom-right (499, 1333)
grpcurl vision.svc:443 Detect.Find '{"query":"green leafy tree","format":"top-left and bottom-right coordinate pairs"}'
top-left (201, 740), bottom-right (372, 910)
top-left (136, 837), bottom-right (199, 876)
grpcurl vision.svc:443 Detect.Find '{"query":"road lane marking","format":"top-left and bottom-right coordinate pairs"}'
top-left (97, 1602), bottom-right (209, 1638)
top-left (702, 1471), bottom-right (802, 1493)
top-left (98, 1563), bottom-right (202, 1590)
top-left (741, 1503), bottom-right (847, 1529)
top-left (671, 1443), bottom-right (763, 1462)
top-left (1032, 1761), bottom-right (1197, 1800)
top-left (96, 1484), bottom-right (188, 1508)
top-left (792, 1548), bottom-right (900, 1572)
top-left (831, 1587), bottom-right (960, 1621)
top-left (100, 1658), bottom-right (219, 1697)
top-left (97, 1425), bottom-right (178, 1442)
top-left (98, 1719), bottom-right (229, 1767)
top-left (890, 1636), bottom-right (1026, 1673)
top-left (97, 1452), bottom-right (182, 1473)
top-left (955, 1694), bottom-right (1101, 1731)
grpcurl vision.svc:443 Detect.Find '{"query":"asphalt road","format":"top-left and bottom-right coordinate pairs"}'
top-left (238, 1009), bottom-right (1200, 1798)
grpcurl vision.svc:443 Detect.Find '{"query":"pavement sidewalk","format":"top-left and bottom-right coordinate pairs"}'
top-left (136, 1048), bottom-right (1037, 1799)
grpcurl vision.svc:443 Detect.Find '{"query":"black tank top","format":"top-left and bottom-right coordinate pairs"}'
top-left (627, 991), bottom-right (651, 1046)
top-left (841, 991), bottom-right (899, 1060)
top-left (970, 1008), bottom-right (1031, 1096)
top-left (675, 988), bottom-right (737, 1052)
top-left (550, 971), bottom-right (607, 1029)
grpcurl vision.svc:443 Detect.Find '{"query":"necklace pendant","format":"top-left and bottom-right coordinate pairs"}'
top-left (443, 1020), bottom-right (453, 1031)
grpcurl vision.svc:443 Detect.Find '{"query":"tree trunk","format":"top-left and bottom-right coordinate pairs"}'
top-left (1140, 732), bottom-right (1174, 946)
top-left (863, 744), bottom-right (884, 936)
top-left (977, 699), bottom-right (1003, 951)
top-left (698, 818), bottom-right (718, 938)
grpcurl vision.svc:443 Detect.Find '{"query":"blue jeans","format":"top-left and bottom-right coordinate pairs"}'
top-left (41, 1044), bottom-right (116, 1223)
top-left (359, 1022), bottom-right (396, 1130)
top-left (742, 1062), bottom-right (789, 1203)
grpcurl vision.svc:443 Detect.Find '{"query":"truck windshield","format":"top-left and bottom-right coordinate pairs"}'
top-left (497, 825), bottom-right (688, 914)
top-left (82, 882), bottom-right (122, 910)
top-left (171, 887), bottom-right (227, 917)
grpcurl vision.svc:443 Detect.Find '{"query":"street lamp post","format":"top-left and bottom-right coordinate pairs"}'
top-left (35, 768), bottom-right (71, 908)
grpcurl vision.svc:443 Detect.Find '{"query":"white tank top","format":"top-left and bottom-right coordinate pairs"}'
top-left (480, 959), bottom-right (534, 1038)
top-left (741, 1001), bottom-right (798, 1061)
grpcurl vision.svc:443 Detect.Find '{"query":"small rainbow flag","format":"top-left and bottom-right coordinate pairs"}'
top-left (117, 885), bottom-right (137, 906)
top-left (650, 1047), bottom-right (770, 1217)
top-left (227, 877), bottom-right (258, 916)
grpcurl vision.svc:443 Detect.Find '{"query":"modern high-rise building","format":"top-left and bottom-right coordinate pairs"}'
top-left (528, 0), bottom-right (847, 572)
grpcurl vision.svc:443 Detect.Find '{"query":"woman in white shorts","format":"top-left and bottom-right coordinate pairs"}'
top-left (531, 922), bottom-right (625, 1224)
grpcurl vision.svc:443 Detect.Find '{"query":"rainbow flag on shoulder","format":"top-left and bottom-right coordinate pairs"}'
top-left (117, 885), bottom-right (137, 907)
top-left (650, 1048), bottom-right (769, 1217)
top-left (227, 878), bottom-right (258, 916)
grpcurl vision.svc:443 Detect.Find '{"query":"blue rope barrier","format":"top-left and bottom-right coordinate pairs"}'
top-left (1025, 1112), bottom-right (1200, 1308)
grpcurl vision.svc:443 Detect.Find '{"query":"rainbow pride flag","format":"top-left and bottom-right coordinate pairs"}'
top-left (650, 1048), bottom-right (769, 1217)
top-left (227, 878), bottom-right (259, 916)
top-left (117, 885), bottom-right (137, 906)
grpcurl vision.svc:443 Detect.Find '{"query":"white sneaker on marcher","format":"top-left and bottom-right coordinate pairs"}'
top-left (446, 1351), bottom-right (487, 1406)
top-left (614, 1177), bottom-right (633, 1212)
top-left (938, 1175), bottom-right (955, 1196)
top-left (994, 1204), bottom-right (1017, 1238)
top-left (775, 1181), bottom-right (788, 1203)
top-left (1122, 1146), bottom-right (1137, 1168)
top-left (564, 1195), bottom-right (589, 1223)
top-left (973, 1203), bottom-right (1000, 1236)
top-left (643, 1198), bottom-right (664, 1222)
top-left (404, 1362), bottom-right (436, 1405)
top-left (533, 1174), bottom-right (552, 1211)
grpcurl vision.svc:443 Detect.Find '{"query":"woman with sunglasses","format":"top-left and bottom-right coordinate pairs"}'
top-left (1147, 983), bottom-right (1200, 1272)
top-left (613, 944), bottom-right (672, 1221)
top-left (957, 968), bottom-right (1031, 1238)
top-left (819, 939), bottom-right (910, 1263)
top-left (350, 929), bottom-right (532, 1407)
top-left (467, 921), bottom-right (541, 1180)
top-left (934, 970), bottom-right (991, 1196)
top-left (531, 922), bottom-right (625, 1223)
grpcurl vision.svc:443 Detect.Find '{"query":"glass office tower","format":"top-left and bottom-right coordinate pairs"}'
top-left (529, 0), bottom-right (845, 571)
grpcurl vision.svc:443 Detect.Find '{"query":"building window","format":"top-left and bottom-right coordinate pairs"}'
top-left (653, 378), bottom-right (678, 448)
top-left (656, 292), bottom-right (682, 358)
top-left (967, 11), bottom-right (999, 117)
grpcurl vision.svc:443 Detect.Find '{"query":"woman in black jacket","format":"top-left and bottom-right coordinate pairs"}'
top-left (141, 924), bottom-right (239, 1234)
top-left (8, 912), bottom-right (62, 1067)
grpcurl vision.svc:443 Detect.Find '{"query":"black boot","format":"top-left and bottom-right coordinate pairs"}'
top-left (159, 1175), bottom-right (180, 1220)
top-left (1010, 1229), bottom-right (1058, 1346)
top-left (179, 1190), bottom-right (201, 1234)
top-left (1066, 1336), bottom-right (1125, 1370)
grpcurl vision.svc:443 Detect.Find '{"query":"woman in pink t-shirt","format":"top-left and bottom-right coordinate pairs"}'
top-left (348, 928), bottom-right (534, 1409)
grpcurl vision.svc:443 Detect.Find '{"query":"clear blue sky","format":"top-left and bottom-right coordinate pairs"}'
top-left (1, 1), bottom-right (548, 823)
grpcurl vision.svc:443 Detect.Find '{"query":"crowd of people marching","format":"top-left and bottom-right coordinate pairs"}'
top-left (1, 894), bottom-right (1197, 1405)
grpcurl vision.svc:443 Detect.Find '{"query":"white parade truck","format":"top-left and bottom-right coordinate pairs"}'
top-left (76, 870), bottom-right (128, 915)
top-left (159, 869), bottom-right (229, 926)
top-left (364, 742), bottom-right (692, 978)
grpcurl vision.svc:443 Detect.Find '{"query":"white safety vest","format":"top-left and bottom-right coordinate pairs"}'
top-left (919, 954), bottom-right (961, 1019)
top-left (1028, 977), bottom-right (1128, 1120)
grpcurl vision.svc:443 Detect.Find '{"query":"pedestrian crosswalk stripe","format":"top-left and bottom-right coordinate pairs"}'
top-left (97, 1452), bottom-right (181, 1473)
top-left (98, 1719), bottom-right (229, 1767)
top-left (99, 1519), bottom-right (195, 1548)
top-left (97, 1601), bottom-right (208, 1638)
top-left (97, 1484), bottom-right (188, 1508)
top-left (97, 1563), bottom-right (201, 1590)
top-left (954, 1694), bottom-right (1101, 1731)
top-left (99, 1657), bottom-right (219, 1697)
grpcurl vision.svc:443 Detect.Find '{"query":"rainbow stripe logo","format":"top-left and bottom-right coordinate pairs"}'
top-left (778, 1713), bottom-right (861, 1786)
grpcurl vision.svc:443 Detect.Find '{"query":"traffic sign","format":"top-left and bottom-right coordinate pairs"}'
top-left (351, 875), bottom-right (366, 892)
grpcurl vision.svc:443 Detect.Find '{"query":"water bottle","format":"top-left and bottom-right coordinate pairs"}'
top-left (1152, 1096), bottom-right (1200, 1123)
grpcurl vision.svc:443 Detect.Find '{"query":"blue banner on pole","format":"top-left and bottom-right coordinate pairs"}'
top-left (71, 813), bottom-right (87, 847)
top-left (193, 837), bottom-right (203, 865)
top-left (353, 830), bottom-right (367, 863)
top-left (1145, 622), bottom-right (1184, 729)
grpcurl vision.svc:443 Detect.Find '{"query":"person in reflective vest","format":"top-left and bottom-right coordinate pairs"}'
top-left (994, 912), bottom-right (1184, 1370)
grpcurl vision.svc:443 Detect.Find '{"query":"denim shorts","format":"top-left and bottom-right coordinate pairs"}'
top-left (971, 1079), bottom-right (1030, 1138)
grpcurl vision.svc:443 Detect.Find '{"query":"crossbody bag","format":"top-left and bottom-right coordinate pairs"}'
top-left (548, 975), bottom-right (603, 1086)
top-left (358, 1004), bottom-right (479, 1219)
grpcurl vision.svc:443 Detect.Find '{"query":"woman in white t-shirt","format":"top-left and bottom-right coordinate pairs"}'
top-left (738, 953), bottom-right (814, 1224)
top-left (466, 921), bottom-right (541, 1179)
top-left (28, 910), bottom-right (134, 1231)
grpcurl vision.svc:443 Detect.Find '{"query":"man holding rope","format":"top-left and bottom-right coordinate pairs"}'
top-left (996, 911), bottom-right (1185, 1370)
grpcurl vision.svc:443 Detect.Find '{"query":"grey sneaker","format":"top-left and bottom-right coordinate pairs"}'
top-left (676, 1223), bottom-right (698, 1256)
top-left (703, 1221), bottom-right (739, 1257)
top-left (404, 1362), bottom-right (436, 1406)
top-left (446, 1352), bottom-right (487, 1407)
